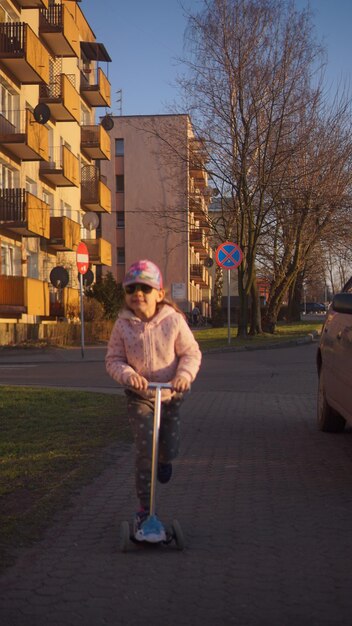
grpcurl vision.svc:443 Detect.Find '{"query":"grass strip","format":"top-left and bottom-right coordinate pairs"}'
top-left (0, 387), bottom-right (130, 570)
top-left (194, 320), bottom-right (323, 350)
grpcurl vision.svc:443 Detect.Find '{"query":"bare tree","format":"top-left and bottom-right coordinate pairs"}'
top-left (178, 0), bottom-right (325, 335)
top-left (260, 95), bottom-right (352, 331)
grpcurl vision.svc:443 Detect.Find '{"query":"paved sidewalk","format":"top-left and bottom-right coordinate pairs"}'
top-left (0, 345), bottom-right (107, 364)
top-left (2, 343), bottom-right (352, 624)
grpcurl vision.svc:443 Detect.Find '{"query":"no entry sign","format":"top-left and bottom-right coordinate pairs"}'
top-left (76, 242), bottom-right (89, 275)
top-left (215, 241), bottom-right (243, 269)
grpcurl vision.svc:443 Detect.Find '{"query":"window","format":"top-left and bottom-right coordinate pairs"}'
top-left (60, 200), bottom-right (72, 218)
top-left (116, 175), bottom-right (124, 193)
top-left (0, 5), bottom-right (13, 23)
top-left (81, 104), bottom-right (91, 126)
top-left (26, 177), bottom-right (37, 197)
top-left (1, 243), bottom-right (21, 276)
top-left (115, 139), bottom-right (124, 156)
top-left (0, 81), bottom-right (18, 129)
top-left (1, 244), bottom-right (12, 275)
top-left (117, 247), bottom-right (125, 264)
top-left (0, 162), bottom-right (17, 188)
top-left (42, 190), bottom-right (54, 215)
top-left (116, 212), bottom-right (125, 228)
top-left (27, 250), bottom-right (39, 279)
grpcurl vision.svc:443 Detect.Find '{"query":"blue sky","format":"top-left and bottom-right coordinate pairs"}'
top-left (82, 0), bottom-right (352, 116)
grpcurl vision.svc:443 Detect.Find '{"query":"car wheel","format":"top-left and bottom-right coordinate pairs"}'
top-left (317, 372), bottom-right (346, 433)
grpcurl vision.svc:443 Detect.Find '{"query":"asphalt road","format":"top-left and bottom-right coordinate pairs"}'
top-left (3, 342), bottom-right (352, 625)
top-left (0, 342), bottom-right (317, 395)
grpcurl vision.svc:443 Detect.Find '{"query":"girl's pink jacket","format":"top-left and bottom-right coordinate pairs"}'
top-left (105, 304), bottom-right (202, 399)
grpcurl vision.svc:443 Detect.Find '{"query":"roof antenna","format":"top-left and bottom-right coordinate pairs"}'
top-left (116, 89), bottom-right (122, 116)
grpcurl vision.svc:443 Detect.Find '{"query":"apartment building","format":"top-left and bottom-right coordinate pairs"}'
top-left (100, 114), bottom-right (213, 317)
top-left (0, 0), bottom-right (112, 325)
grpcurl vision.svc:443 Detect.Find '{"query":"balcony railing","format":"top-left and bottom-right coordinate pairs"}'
top-left (81, 124), bottom-right (111, 160)
top-left (81, 165), bottom-right (111, 213)
top-left (40, 145), bottom-right (79, 187)
top-left (0, 189), bottom-right (50, 238)
top-left (0, 109), bottom-right (49, 161)
top-left (190, 228), bottom-right (206, 248)
top-left (83, 238), bottom-right (112, 266)
top-left (0, 22), bottom-right (49, 84)
top-left (190, 264), bottom-right (210, 288)
top-left (0, 275), bottom-right (49, 316)
top-left (16, 0), bottom-right (49, 7)
top-left (39, 4), bottom-right (80, 58)
top-left (80, 67), bottom-right (111, 108)
top-left (39, 73), bottom-right (80, 123)
top-left (49, 216), bottom-right (80, 251)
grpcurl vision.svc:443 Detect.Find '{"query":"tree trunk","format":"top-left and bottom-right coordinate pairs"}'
top-left (237, 266), bottom-right (248, 337)
top-left (212, 265), bottom-right (224, 327)
top-left (261, 301), bottom-right (281, 333)
top-left (249, 280), bottom-right (263, 335)
top-left (287, 272), bottom-right (303, 322)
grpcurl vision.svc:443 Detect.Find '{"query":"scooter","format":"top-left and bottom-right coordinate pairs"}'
top-left (119, 382), bottom-right (185, 551)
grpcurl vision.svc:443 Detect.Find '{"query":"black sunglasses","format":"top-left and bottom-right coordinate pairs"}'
top-left (124, 283), bottom-right (153, 295)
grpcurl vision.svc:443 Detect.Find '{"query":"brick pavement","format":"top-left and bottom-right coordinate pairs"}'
top-left (2, 346), bottom-right (352, 624)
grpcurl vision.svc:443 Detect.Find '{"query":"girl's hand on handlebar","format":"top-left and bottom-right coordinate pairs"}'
top-left (127, 373), bottom-right (149, 391)
top-left (171, 376), bottom-right (190, 392)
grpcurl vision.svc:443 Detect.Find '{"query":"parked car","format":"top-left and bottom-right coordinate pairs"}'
top-left (316, 287), bottom-right (352, 432)
top-left (300, 302), bottom-right (326, 314)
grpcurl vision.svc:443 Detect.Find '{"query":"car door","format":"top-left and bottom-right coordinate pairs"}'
top-left (334, 314), bottom-right (352, 418)
top-left (322, 295), bottom-right (352, 419)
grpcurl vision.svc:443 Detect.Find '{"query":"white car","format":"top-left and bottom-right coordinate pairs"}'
top-left (317, 289), bottom-right (352, 432)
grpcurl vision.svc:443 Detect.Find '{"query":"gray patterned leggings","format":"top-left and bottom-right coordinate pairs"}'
top-left (125, 391), bottom-right (183, 509)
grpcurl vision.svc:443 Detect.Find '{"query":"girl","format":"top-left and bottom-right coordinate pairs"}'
top-left (105, 260), bottom-right (202, 541)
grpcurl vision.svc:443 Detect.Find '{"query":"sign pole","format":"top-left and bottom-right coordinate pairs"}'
top-left (215, 241), bottom-right (244, 345)
top-left (227, 269), bottom-right (231, 345)
top-left (80, 272), bottom-right (85, 359)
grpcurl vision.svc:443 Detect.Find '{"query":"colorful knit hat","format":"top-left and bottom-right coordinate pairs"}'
top-left (123, 260), bottom-right (163, 290)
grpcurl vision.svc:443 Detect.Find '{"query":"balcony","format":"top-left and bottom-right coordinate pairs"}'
top-left (81, 165), bottom-right (111, 213)
top-left (40, 145), bottom-right (79, 187)
top-left (39, 73), bottom-right (80, 123)
top-left (0, 22), bottom-right (49, 85)
top-left (49, 216), bottom-right (80, 251)
top-left (0, 275), bottom-right (49, 317)
top-left (189, 138), bottom-right (208, 181)
top-left (190, 227), bottom-right (207, 250)
top-left (82, 238), bottom-right (111, 266)
top-left (190, 264), bottom-right (210, 288)
top-left (190, 228), bottom-right (212, 259)
top-left (80, 67), bottom-right (111, 108)
top-left (0, 109), bottom-right (49, 161)
top-left (189, 162), bottom-right (207, 182)
top-left (16, 0), bottom-right (48, 7)
top-left (189, 199), bottom-right (210, 230)
top-left (39, 3), bottom-right (80, 58)
top-left (81, 125), bottom-right (111, 160)
top-left (0, 189), bottom-right (50, 238)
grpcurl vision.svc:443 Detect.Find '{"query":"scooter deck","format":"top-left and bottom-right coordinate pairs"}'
top-left (133, 513), bottom-right (168, 544)
top-left (120, 518), bottom-right (184, 551)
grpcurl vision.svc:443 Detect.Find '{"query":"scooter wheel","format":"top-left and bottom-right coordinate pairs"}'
top-left (120, 521), bottom-right (131, 552)
top-left (172, 519), bottom-right (185, 551)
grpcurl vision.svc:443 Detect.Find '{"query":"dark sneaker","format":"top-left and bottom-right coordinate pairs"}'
top-left (134, 509), bottom-right (149, 529)
top-left (157, 462), bottom-right (173, 484)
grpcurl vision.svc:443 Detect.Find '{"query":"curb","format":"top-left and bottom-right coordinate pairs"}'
top-left (0, 332), bottom-right (319, 364)
top-left (202, 330), bottom-right (319, 355)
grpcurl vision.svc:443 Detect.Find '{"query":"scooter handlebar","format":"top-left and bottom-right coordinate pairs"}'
top-left (147, 382), bottom-right (174, 390)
